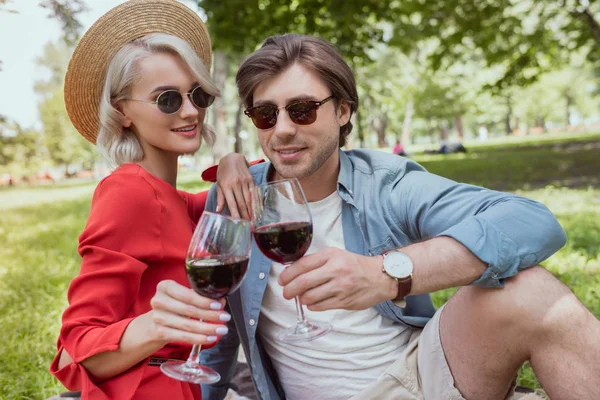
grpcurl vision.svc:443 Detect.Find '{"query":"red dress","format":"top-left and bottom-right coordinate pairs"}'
top-left (50, 164), bottom-right (213, 400)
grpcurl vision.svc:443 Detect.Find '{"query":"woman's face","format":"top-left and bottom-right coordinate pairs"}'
top-left (120, 52), bottom-right (206, 158)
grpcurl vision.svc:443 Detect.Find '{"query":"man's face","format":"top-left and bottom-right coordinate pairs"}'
top-left (251, 63), bottom-right (350, 181)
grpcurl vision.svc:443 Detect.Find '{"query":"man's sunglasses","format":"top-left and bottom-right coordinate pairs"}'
top-left (125, 86), bottom-right (215, 114)
top-left (244, 96), bottom-right (333, 129)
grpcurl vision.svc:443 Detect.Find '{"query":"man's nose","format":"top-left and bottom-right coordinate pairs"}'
top-left (272, 109), bottom-right (297, 138)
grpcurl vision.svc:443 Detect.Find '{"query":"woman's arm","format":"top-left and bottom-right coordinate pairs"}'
top-left (199, 153), bottom-right (264, 219)
top-left (59, 280), bottom-right (229, 381)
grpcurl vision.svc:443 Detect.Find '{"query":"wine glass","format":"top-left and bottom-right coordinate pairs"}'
top-left (251, 178), bottom-right (332, 343)
top-left (161, 211), bottom-right (251, 383)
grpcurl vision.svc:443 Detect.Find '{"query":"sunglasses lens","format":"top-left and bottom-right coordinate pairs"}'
top-left (287, 102), bottom-right (317, 125)
top-left (156, 91), bottom-right (183, 114)
top-left (249, 106), bottom-right (278, 129)
top-left (191, 86), bottom-right (215, 108)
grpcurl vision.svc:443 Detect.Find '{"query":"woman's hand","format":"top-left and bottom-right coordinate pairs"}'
top-left (148, 280), bottom-right (231, 346)
top-left (216, 152), bottom-right (254, 219)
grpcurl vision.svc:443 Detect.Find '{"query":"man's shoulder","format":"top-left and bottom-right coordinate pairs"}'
top-left (249, 161), bottom-right (269, 183)
top-left (343, 149), bottom-right (425, 176)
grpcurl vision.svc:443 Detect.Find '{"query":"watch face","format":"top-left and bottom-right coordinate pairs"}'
top-left (384, 252), bottom-right (413, 279)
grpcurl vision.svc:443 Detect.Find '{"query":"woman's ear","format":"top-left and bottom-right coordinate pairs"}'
top-left (114, 101), bottom-right (132, 128)
top-left (337, 101), bottom-right (351, 126)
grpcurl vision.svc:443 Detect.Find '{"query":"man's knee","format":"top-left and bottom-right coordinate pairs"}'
top-left (457, 266), bottom-right (582, 330)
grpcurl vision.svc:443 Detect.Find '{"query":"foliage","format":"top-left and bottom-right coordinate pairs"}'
top-left (38, 87), bottom-right (95, 168)
top-left (388, 0), bottom-right (600, 90)
top-left (34, 41), bottom-right (96, 169)
top-left (199, 0), bottom-right (390, 63)
top-left (38, 0), bottom-right (88, 46)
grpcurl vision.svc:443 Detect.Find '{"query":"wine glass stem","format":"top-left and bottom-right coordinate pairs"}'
top-left (294, 296), bottom-right (308, 324)
top-left (184, 343), bottom-right (202, 368)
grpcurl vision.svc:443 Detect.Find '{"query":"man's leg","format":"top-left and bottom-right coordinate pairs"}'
top-left (439, 266), bottom-right (600, 400)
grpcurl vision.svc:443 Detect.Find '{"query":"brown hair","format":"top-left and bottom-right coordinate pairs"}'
top-left (236, 34), bottom-right (358, 147)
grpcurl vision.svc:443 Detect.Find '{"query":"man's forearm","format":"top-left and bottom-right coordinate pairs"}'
top-left (401, 236), bottom-right (487, 296)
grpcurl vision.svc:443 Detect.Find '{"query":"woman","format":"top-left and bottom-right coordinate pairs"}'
top-left (50, 1), bottom-right (253, 398)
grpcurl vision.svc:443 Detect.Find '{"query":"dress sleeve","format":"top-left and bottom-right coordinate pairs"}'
top-left (200, 159), bottom-right (265, 182)
top-left (50, 173), bottom-right (163, 393)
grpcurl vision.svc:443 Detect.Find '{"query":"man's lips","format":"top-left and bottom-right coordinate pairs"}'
top-left (273, 147), bottom-right (306, 160)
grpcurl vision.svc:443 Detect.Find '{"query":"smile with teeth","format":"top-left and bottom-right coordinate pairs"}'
top-left (172, 125), bottom-right (196, 132)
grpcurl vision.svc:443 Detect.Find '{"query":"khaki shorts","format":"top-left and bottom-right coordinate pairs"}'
top-left (350, 305), bottom-right (517, 400)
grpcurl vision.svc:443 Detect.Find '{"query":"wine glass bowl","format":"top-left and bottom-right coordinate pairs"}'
top-left (251, 178), bottom-right (331, 343)
top-left (160, 211), bottom-right (251, 384)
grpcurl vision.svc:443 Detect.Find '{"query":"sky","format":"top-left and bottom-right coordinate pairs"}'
top-left (0, 0), bottom-right (200, 130)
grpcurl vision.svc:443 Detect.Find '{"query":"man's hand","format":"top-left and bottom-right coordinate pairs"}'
top-left (278, 247), bottom-right (398, 311)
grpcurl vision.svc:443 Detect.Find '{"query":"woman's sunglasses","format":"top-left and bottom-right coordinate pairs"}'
top-left (244, 96), bottom-right (333, 129)
top-left (126, 86), bottom-right (215, 114)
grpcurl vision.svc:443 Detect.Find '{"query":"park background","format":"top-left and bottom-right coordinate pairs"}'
top-left (0, 1), bottom-right (599, 399)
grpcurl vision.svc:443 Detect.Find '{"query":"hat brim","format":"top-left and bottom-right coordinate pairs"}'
top-left (64, 0), bottom-right (212, 144)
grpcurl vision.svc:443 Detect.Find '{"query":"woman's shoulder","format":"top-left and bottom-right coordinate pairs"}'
top-left (91, 164), bottom-right (161, 217)
top-left (82, 165), bottom-right (163, 248)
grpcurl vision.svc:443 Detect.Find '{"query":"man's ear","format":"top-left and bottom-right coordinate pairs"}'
top-left (337, 101), bottom-right (351, 126)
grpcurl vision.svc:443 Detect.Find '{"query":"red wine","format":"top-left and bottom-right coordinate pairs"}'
top-left (186, 256), bottom-right (249, 299)
top-left (253, 221), bottom-right (313, 264)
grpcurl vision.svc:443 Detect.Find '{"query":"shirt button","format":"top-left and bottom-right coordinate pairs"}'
top-left (259, 272), bottom-right (266, 280)
top-left (249, 319), bottom-right (256, 326)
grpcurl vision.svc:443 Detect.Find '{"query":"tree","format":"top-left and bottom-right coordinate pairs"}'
top-left (388, 0), bottom-right (600, 90)
top-left (197, 0), bottom-right (394, 154)
top-left (0, 117), bottom-right (45, 176)
top-left (35, 40), bottom-right (95, 169)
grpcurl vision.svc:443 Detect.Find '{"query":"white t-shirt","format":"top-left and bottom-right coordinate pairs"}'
top-left (257, 191), bottom-right (410, 400)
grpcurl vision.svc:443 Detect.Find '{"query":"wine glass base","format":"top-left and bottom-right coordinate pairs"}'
top-left (277, 320), bottom-right (332, 343)
top-left (160, 361), bottom-right (221, 384)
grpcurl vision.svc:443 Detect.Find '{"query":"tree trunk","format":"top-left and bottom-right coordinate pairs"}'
top-left (571, 8), bottom-right (600, 45)
top-left (439, 120), bottom-right (449, 142)
top-left (355, 106), bottom-right (366, 148)
top-left (374, 114), bottom-right (388, 148)
top-left (233, 101), bottom-right (243, 153)
top-left (210, 50), bottom-right (229, 163)
top-left (536, 114), bottom-right (543, 128)
top-left (566, 93), bottom-right (573, 127)
top-left (454, 114), bottom-right (464, 140)
top-left (401, 98), bottom-right (413, 149)
top-left (504, 95), bottom-right (513, 135)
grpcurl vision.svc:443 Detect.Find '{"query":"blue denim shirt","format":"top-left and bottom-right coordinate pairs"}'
top-left (200, 149), bottom-right (566, 400)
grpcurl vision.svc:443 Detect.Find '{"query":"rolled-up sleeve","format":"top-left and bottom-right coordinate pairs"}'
top-left (389, 167), bottom-right (566, 287)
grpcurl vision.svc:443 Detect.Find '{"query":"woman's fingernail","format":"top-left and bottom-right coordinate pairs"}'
top-left (210, 302), bottom-right (223, 310)
top-left (216, 326), bottom-right (229, 335)
top-left (207, 336), bottom-right (217, 342)
top-left (219, 313), bottom-right (231, 322)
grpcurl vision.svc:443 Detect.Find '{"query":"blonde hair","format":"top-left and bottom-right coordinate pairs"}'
top-left (97, 33), bottom-right (218, 166)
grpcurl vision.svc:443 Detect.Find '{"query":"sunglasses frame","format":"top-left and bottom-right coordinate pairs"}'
top-left (125, 86), bottom-right (215, 114)
top-left (244, 95), bottom-right (334, 129)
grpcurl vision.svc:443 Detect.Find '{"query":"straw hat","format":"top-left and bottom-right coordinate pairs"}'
top-left (64, 0), bottom-right (212, 144)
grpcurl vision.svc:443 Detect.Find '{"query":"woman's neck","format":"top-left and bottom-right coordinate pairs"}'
top-left (137, 151), bottom-right (179, 188)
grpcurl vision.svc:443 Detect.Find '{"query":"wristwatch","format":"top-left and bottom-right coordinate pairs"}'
top-left (382, 250), bottom-right (413, 300)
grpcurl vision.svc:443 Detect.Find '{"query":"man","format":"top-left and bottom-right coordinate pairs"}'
top-left (201, 34), bottom-right (600, 400)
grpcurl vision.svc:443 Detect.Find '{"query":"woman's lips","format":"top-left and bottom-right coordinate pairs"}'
top-left (171, 124), bottom-right (197, 137)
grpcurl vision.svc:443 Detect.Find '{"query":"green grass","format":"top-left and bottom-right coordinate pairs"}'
top-left (0, 139), bottom-right (598, 398)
